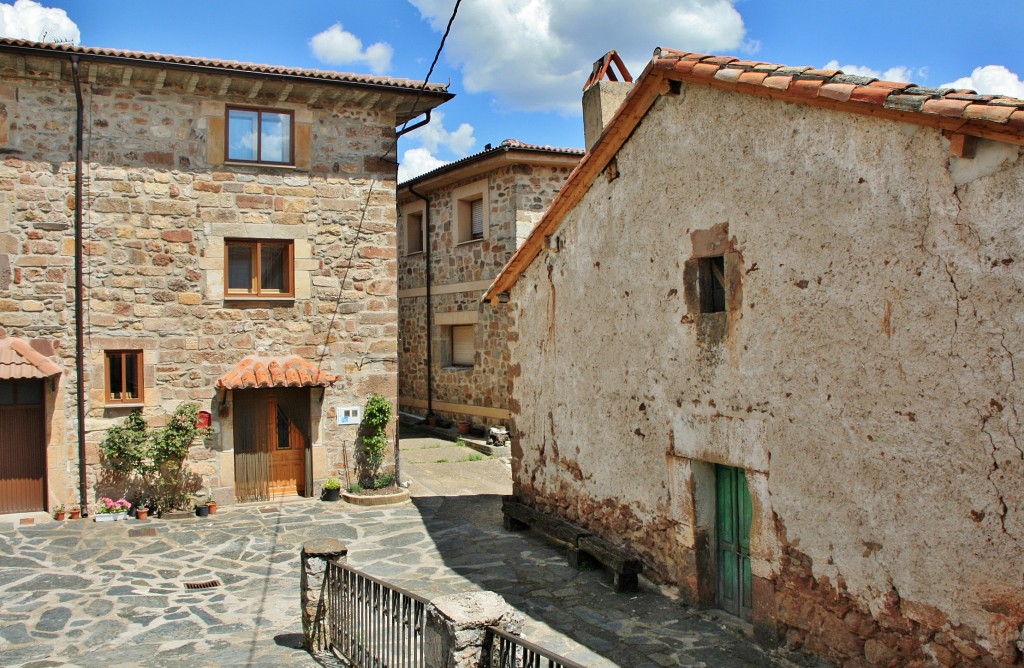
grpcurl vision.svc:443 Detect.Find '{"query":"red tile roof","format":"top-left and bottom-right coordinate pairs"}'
top-left (399, 138), bottom-right (583, 188)
top-left (483, 48), bottom-right (1024, 303)
top-left (215, 356), bottom-right (336, 390)
top-left (0, 38), bottom-right (450, 96)
top-left (0, 337), bottom-right (62, 380)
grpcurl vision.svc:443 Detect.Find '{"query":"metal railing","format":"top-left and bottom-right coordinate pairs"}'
top-left (324, 560), bottom-right (428, 667)
top-left (482, 626), bottom-right (586, 668)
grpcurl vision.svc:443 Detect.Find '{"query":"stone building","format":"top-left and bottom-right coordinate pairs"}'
top-left (396, 140), bottom-right (581, 429)
top-left (485, 49), bottom-right (1024, 665)
top-left (0, 38), bottom-right (451, 514)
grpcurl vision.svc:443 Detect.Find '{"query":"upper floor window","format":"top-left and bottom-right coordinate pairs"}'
top-left (450, 324), bottom-right (475, 367)
top-left (406, 210), bottom-right (424, 255)
top-left (105, 351), bottom-right (143, 405)
top-left (226, 106), bottom-right (294, 165)
top-left (225, 239), bottom-right (294, 298)
top-left (454, 180), bottom-right (488, 243)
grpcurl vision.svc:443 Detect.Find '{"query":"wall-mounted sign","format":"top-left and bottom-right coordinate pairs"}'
top-left (337, 406), bottom-right (361, 425)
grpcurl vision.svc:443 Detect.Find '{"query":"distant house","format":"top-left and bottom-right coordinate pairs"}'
top-left (396, 139), bottom-right (581, 430)
top-left (485, 48), bottom-right (1024, 665)
top-left (0, 38), bottom-right (451, 514)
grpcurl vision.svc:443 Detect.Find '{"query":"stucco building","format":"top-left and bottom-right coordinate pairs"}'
top-left (396, 140), bottom-right (580, 429)
top-left (486, 49), bottom-right (1024, 665)
top-left (0, 38), bottom-right (450, 514)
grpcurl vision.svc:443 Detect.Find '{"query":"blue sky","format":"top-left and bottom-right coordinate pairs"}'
top-left (2, 0), bottom-right (1022, 181)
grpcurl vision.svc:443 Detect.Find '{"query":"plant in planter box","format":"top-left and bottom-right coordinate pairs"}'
top-left (95, 497), bottom-right (131, 521)
top-left (355, 394), bottom-right (393, 489)
top-left (322, 477), bottom-right (342, 501)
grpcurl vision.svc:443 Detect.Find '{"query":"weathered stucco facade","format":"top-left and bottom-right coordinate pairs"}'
top-left (0, 39), bottom-right (449, 513)
top-left (490, 51), bottom-right (1024, 665)
top-left (397, 141), bottom-right (579, 429)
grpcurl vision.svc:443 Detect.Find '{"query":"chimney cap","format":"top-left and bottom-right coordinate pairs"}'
top-left (583, 51), bottom-right (633, 91)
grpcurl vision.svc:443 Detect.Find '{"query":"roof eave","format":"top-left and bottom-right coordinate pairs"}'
top-left (398, 147), bottom-right (582, 197)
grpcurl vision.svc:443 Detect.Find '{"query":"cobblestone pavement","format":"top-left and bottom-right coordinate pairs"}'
top-left (0, 437), bottom-right (804, 667)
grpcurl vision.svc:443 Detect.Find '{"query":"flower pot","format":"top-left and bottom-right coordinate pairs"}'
top-left (456, 421), bottom-right (471, 435)
top-left (323, 488), bottom-right (341, 502)
top-left (69, 509), bottom-right (81, 520)
top-left (426, 416), bottom-right (437, 427)
top-left (136, 508), bottom-right (149, 520)
top-left (195, 505), bottom-right (210, 518)
top-left (95, 512), bottom-right (127, 522)
top-left (54, 512), bottom-right (66, 521)
top-left (207, 501), bottom-right (217, 514)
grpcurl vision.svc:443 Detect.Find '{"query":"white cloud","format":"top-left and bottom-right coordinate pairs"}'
top-left (942, 65), bottom-right (1024, 97)
top-left (409, 0), bottom-right (746, 114)
top-left (405, 111), bottom-right (475, 155)
top-left (823, 60), bottom-right (913, 83)
top-left (309, 23), bottom-right (393, 74)
top-left (0, 0), bottom-right (79, 44)
top-left (398, 112), bottom-right (477, 182)
top-left (398, 147), bottom-right (447, 182)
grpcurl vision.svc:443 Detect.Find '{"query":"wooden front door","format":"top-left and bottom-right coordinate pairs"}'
top-left (0, 379), bottom-right (46, 514)
top-left (234, 388), bottom-right (309, 501)
top-left (716, 464), bottom-right (753, 621)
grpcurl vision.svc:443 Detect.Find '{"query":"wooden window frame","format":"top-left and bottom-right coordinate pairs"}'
top-left (225, 105), bottom-right (295, 166)
top-left (224, 239), bottom-right (295, 299)
top-left (104, 350), bottom-right (144, 406)
top-left (699, 255), bottom-right (727, 313)
top-left (454, 180), bottom-right (488, 244)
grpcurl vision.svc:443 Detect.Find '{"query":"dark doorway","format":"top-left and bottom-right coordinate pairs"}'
top-left (233, 388), bottom-right (310, 502)
top-left (0, 379), bottom-right (46, 513)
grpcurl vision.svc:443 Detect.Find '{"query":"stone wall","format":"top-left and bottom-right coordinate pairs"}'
top-left (508, 82), bottom-right (1024, 665)
top-left (398, 161), bottom-right (573, 428)
top-left (0, 52), bottom-right (408, 508)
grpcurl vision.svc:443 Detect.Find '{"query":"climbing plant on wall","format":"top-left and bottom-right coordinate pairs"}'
top-left (356, 394), bottom-right (393, 488)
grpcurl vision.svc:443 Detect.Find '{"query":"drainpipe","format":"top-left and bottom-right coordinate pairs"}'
top-left (70, 55), bottom-right (88, 516)
top-left (406, 184), bottom-right (433, 419)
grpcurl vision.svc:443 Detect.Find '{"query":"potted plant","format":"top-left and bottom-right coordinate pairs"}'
top-left (53, 505), bottom-right (66, 521)
top-left (456, 420), bottom-right (471, 435)
top-left (135, 505), bottom-right (149, 520)
top-left (95, 497), bottom-right (131, 521)
top-left (322, 477), bottom-right (342, 502)
top-left (69, 504), bottom-right (81, 520)
top-left (207, 499), bottom-right (217, 514)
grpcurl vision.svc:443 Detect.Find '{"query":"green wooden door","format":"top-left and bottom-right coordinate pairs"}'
top-left (716, 465), bottom-right (753, 621)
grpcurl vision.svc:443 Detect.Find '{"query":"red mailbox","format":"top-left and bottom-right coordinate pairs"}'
top-left (197, 410), bottom-right (212, 429)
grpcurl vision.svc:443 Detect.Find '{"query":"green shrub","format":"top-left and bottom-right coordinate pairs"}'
top-left (323, 477), bottom-right (341, 490)
top-left (356, 394), bottom-right (393, 488)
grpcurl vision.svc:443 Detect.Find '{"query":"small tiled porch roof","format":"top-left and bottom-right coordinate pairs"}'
top-left (215, 356), bottom-right (336, 390)
top-left (0, 337), bottom-right (62, 380)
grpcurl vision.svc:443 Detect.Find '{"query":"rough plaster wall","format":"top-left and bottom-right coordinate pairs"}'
top-left (510, 83), bottom-right (1024, 653)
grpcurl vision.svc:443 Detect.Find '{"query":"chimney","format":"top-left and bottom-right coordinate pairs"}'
top-left (582, 51), bottom-right (633, 151)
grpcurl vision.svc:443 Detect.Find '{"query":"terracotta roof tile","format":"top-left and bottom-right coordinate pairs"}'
top-left (398, 138), bottom-right (582, 187)
top-left (883, 94), bottom-right (931, 113)
top-left (850, 85), bottom-right (891, 105)
top-left (869, 80), bottom-right (911, 90)
top-left (0, 337), bottom-right (61, 379)
top-left (763, 75), bottom-right (793, 91)
top-left (921, 98), bottom-right (972, 117)
top-left (962, 104), bottom-right (1017, 123)
top-left (820, 82), bottom-right (856, 102)
top-left (790, 79), bottom-right (824, 98)
top-left (714, 68), bottom-right (743, 83)
top-left (738, 71), bottom-right (769, 86)
top-left (0, 38), bottom-right (448, 95)
top-left (216, 356), bottom-right (336, 390)
top-left (691, 62), bottom-right (721, 79)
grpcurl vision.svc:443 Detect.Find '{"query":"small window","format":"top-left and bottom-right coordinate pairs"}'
top-left (699, 256), bottom-right (726, 313)
top-left (450, 325), bottom-right (475, 367)
top-left (226, 106), bottom-right (294, 165)
top-left (225, 239), bottom-right (294, 298)
top-left (0, 379), bottom-right (43, 406)
top-left (406, 211), bottom-right (424, 254)
top-left (456, 193), bottom-right (486, 242)
top-left (105, 351), bottom-right (143, 405)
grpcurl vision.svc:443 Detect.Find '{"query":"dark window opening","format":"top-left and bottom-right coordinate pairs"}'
top-left (699, 255), bottom-right (726, 313)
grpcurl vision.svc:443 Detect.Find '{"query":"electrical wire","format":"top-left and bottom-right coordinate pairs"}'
top-left (316, 0), bottom-right (462, 377)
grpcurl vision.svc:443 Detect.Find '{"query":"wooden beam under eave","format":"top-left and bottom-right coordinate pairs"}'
top-left (945, 132), bottom-right (976, 158)
top-left (152, 70), bottom-right (166, 92)
top-left (277, 83), bottom-right (293, 102)
top-left (121, 66), bottom-right (133, 87)
top-left (185, 73), bottom-right (199, 93)
top-left (247, 80), bottom-right (263, 99)
top-left (306, 89), bottom-right (323, 106)
top-left (218, 77), bottom-right (232, 96)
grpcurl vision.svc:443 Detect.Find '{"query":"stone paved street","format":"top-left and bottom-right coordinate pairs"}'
top-left (0, 437), bottom-right (805, 667)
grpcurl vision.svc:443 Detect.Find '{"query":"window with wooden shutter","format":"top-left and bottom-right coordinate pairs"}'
top-left (451, 325), bottom-right (474, 367)
top-left (470, 199), bottom-right (483, 240)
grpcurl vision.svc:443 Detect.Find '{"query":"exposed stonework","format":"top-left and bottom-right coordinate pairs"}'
top-left (0, 42), bottom-right (449, 512)
top-left (397, 143), bottom-right (580, 429)
top-left (501, 69), bottom-right (1024, 665)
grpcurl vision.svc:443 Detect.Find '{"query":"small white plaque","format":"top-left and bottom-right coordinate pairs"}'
top-left (337, 406), bottom-right (361, 425)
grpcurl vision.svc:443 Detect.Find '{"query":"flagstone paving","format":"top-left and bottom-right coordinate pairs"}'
top-left (0, 437), bottom-right (811, 667)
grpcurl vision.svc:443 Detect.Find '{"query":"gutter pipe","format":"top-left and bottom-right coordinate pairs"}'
top-left (70, 55), bottom-right (88, 516)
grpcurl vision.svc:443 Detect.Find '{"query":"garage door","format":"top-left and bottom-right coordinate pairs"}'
top-left (0, 379), bottom-right (46, 514)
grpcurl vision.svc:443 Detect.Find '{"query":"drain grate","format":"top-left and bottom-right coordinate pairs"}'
top-left (184, 579), bottom-right (222, 590)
